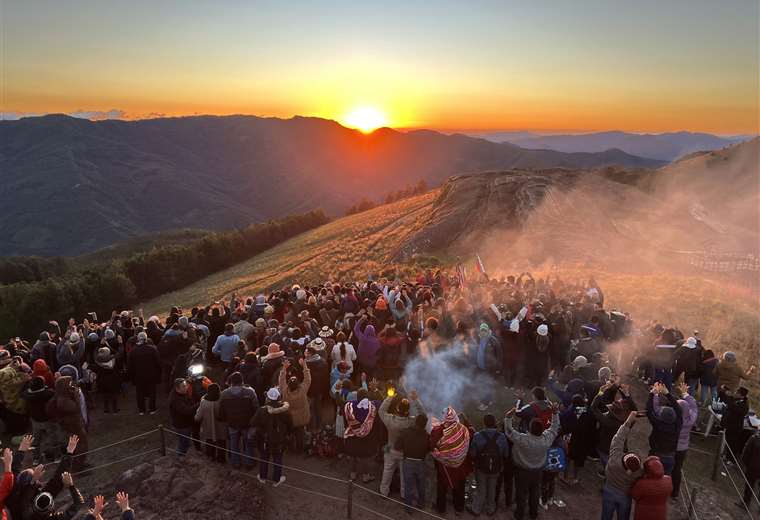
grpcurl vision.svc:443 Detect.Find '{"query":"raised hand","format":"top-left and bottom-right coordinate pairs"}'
top-left (93, 495), bottom-right (107, 515)
top-left (19, 434), bottom-right (34, 452)
top-left (2, 448), bottom-right (13, 471)
top-left (67, 434), bottom-right (79, 454)
top-left (116, 491), bottom-right (130, 512)
top-left (61, 472), bottom-right (73, 487)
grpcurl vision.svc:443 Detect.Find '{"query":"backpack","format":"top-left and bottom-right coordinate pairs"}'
top-left (530, 402), bottom-right (553, 430)
top-left (476, 432), bottom-right (503, 474)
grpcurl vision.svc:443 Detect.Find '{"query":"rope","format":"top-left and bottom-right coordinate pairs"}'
top-left (355, 503), bottom-right (397, 520)
top-left (680, 469), bottom-right (700, 520)
top-left (353, 481), bottom-right (447, 520)
top-left (722, 460), bottom-right (754, 519)
top-left (163, 428), bottom-right (347, 483)
top-left (72, 448), bottom-right (161, 476)
top-left (43, 428), bottom-right (161, 468)
top-left (231, 469), bottom-right (348, 503)
top-left (724, 439), bottom-right (760, 508)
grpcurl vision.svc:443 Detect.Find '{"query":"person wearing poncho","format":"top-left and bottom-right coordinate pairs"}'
top-left (344, 390), bottom-right (382, 483)
top-left (430, 406), bottom-right (473, 515)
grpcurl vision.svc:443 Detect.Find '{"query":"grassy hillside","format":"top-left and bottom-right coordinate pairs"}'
top-left (142, 191), bottom-right (439, 314)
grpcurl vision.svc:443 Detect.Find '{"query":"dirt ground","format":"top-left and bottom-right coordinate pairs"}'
top-left (12, 371), bottom-right (753, 520)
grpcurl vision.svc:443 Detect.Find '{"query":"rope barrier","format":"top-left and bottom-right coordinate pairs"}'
top-left (355, 503), bottom-right (397, 520)
top-left (163, 428), bottom-right (348, 483)
top-left (42, 428), bottom-right (161, 468)
top-left (72, 448), bottom-right (161, 477)
top-left (230, 467), bottom-right (348, 503)
top-left (724, 439), bottom-right (760, 508)
top-left (722, 460), bottom-right (754, 519)
top-left (680, 469), bottom-right (700, 520)
top-left (353, 481), bottom-right (447, 520)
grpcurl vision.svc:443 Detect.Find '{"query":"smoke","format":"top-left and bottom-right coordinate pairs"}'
top-left (402, 336), bottom-right (497, 421)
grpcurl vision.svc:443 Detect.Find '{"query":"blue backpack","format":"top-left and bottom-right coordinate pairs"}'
top-left (545, 446), bottom-right (567, 472)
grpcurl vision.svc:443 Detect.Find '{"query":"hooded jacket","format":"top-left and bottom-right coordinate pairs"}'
top-left (252, 401), bottom-right (292, 449)
top-left (605, 422), bottom-right (643, 494)
top-left (279, 366), bottom-right (311, 428)
top-left (354, 319), bottom-right (380, 369)
top-left (21, 381), bottom-right (54, 422)
top-left (194, 395), bottom-right (227, 442)
top-left (630, 456), bottom-right (673, 520)
top-left (218, 385), bottom-right (258, 429)
top-left (127, 340), bottom-right (162, 385)
top-left (32, 360), bottom-right (55, 389)
top-left (504, 412), bottom-right (560, 470)
top-left (646, 393), bottom-right (683, 456)
top-left (675, 395), bottom-right (699, 451)
top-left (91, 358), bottom-right (121, 394)
top-left (46, 377), bottom-right (84, 434)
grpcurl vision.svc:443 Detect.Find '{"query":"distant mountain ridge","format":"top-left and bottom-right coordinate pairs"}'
top-left (0, 114), bottom-right (663, 256)
top-left (475, 130), bottom-right (749, 161)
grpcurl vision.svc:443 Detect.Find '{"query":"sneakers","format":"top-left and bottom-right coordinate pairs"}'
top-left (139, 412), bottom-right (145, 416)
top-left (539, 499), bottom-right (548, 511)
top-left (551, 498), bottom-right (566, 508)
top-left (257, 476), bottom-right (266, 484)
top-left (273, 476), bottom-right (286, 487)
top-left (149, 409), bottom-right (158, 415)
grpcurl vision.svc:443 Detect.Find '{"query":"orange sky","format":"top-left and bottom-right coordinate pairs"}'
top-left (2, 1), bottom-right (758, 135)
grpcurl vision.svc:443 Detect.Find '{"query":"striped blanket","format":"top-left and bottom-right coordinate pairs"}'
top-left (432, 407), bottom-right (470, 468)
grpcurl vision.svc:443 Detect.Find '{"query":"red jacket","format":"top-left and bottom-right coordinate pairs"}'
top-left (0, 471), bottom-right (14, 520)
top-left (630, 456), bottom-right (673, 520)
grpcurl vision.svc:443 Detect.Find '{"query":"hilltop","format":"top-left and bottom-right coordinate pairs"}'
top-left (0, 114), bottom-right (662, 256)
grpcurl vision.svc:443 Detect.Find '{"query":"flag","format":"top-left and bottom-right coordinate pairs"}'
top-left (475, 254), bottom-right (486, 275)
top-left (455, 263), bottom-right (467, 286)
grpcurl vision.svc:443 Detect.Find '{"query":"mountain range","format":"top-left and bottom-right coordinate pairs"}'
top-left (475, 130), bottom-right (748, 161)
top-left (0, 114), bottom-right (663, 256)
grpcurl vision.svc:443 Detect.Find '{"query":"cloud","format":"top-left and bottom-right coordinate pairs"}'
top-left (68, 109), bottom-right (127, 120)
top-left (0, 111), bottom-right (42, 120)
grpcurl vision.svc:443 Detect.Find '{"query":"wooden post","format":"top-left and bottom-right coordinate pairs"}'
top-left (346, 478), bottom-right (354, 519)
top-left (159, 424), bottom-right (166, 457)
top-left (712, 430), bottom-right (725, 481)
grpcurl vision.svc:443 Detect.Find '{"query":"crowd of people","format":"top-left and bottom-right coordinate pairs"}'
top-left (0, 269), bottom-right (757, 519)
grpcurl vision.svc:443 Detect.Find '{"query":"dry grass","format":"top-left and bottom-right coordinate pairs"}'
top-left (143, 193), bottom-right (759, 379)
top-left (141, 191), bottom-right (438, 314)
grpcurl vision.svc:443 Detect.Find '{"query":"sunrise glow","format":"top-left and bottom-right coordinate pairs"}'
top-left (342, 107), bottom-right (388, 133)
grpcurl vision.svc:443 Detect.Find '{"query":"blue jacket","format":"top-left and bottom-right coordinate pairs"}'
top-left (212, 333), bottom-right (240, 363)
top-left (469, 428), bottom-right (509, 459)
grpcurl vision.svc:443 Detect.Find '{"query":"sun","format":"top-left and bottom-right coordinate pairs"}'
top-left (342, 106), bottom-right (388, 133)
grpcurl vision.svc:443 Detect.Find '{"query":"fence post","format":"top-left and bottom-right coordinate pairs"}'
top-left (158, 424), bottom-right (166, 457)
top-left (346, 478), bottom-right (354, 519)
top-left (712, 430), bottom-right (725, 481)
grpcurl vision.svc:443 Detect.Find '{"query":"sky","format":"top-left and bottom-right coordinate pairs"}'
top-left (1, 0), bottom-right (758, 134)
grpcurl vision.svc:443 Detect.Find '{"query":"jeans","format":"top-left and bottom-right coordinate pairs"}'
top-left (175, 427), bottom-right (192, 456)
top-left (514, 467), bottom-right (541, 520)
top-left (403, 459), bottom-right (427, 509)
top-left (657, 454), bottom-right (675, 476)
top-left (309, 395), bottom-right (323, 432)
top-left (205, 439), bottom-right (227, 463)
top-left (135, 383), bottom-right (157, 413)
top-left (495, 458), bottom-right (514, 507)
top-left (229, 427), bottom-right (254, 468)
top-left (601, 484), bottom-right (632, 520)
top-left (380, 449), bottom-right (405, 497)
top-left (471, 470), bottom-right (499, 515)
top-left (686, 378), bottom-right (699, 397)
top-left (700, 385), bottom-right (717, 407)
top-left (259, 446), bottom-right (284, 481)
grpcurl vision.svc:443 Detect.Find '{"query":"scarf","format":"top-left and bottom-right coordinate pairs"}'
top-left (344, 400), bottom-right (376, 439)
top-left (432, 407), bottom-right (470, 468)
